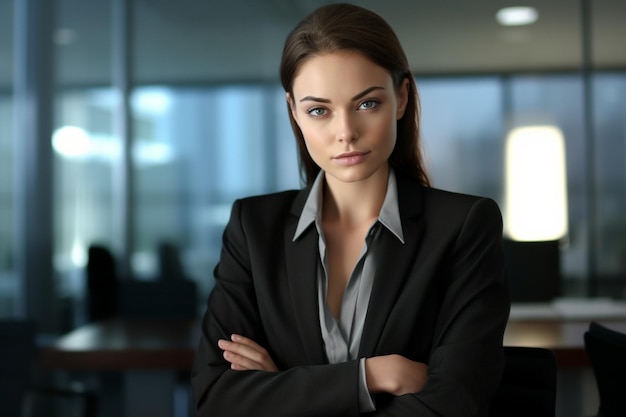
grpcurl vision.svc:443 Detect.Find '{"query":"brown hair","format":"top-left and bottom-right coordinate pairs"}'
top-left (280, 3), bottom-right (430, 187)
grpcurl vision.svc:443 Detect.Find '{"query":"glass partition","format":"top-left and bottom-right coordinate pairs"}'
top-left (507, 75), bottom-right (587, 293)
top-left (54, 0), bottom-right (114, 325)
top-left (53, 88), bottom-right (118, 322)
top-left (593, 73), bottom-right (626, 297)
top-left (0, 0), bottom-right (15, 318)
top-left (5, 0), bottom-right (624, 328)
top-left (419, 77), bottom-right (504, 201)
top-left (129, 86), bottom-right (299, 297)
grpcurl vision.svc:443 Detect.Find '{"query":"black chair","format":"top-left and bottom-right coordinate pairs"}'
top-left (584, 322), bottom-right (626, 417)
top-left (118, 277), bottom-right (198, 415)
top-left (0, 319), bottom-right (36, 417)
top-left (86, 244), bottom-right (119, 322)
top-left (502, 238), bottom-right (561, 302)
top-left (0, 319), bottom-right (97, 417)
top-left (157, 241), bottom-right (187, 281)
top-left (21, 385), bottom-right (97, 417)
top-left (489, 346), bottom-right (557, 417)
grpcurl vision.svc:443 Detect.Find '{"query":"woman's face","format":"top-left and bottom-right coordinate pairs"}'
top-left (288, 50), bottom-right (408, 186)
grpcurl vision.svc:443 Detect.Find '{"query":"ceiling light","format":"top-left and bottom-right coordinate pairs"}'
top-left (496, 7), bottom-right (539, 26)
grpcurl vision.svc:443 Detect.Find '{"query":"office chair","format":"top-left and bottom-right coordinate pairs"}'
top-left (489, 346), bottom-right (557, 417)
top-left (86, 244), bottom-right (119, 322)
top-left (0, 319), bottom-right (97, 417)
top-left (584, 322), bottom-right (626, 417)
top-left (0, 319), bottom-right (35, 417)
top-left (157, 241), bottom-right (187, 281)
top-left (502, 238), bottom-right (561, 302)
top-left (21, 385), bottom-right (97, 417)
top-left (118, 275), bottom-right (199, 416)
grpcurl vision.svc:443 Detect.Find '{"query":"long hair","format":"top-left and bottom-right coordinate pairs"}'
top-left (280, 3), bottom-right (430, 187)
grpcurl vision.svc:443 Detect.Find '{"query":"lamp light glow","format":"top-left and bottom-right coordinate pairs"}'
top-left (504, 125), bottom-right (568, 241)
top-left (496, 7), bottom-right (539, 26)
top-left (52, 126), bottom-right (91, 158)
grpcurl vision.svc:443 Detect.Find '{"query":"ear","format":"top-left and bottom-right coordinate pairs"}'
top-left (286, 92), bottom-right (298, 123)
top-left (396, 78), bottom-right (409, 120)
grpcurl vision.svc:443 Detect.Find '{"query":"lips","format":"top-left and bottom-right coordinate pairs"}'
top-left (332, 151), bottom-right (370, 166)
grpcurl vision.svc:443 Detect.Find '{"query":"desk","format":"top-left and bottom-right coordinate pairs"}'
top-left (504, 319), bottom-right (626, 368)
top-left (506, 299), bottom-right (626, 368)
top-left (507, 299), bottom-right (626, 417)
top-left (41, 313), bottom-right (626, 417)
top-left (42, 318), bottom-right (200, 417)
top-left (42, 318), bottom-right (198, 370)
top-left (504, 318), bottom-right (626, 417)
top-left (42, 317), bottom-right (626, 370)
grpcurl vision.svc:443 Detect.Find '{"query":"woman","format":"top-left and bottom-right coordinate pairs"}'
top-left (191, 3), bottom-right (510, 416)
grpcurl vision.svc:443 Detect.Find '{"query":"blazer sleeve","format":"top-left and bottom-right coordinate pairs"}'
top-left (367, 197), bottom-right (510, 417)
top-left (191, 198), bottom-right (364, 417)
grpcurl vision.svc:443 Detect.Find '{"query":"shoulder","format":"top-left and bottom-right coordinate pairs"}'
top-left (228, 189), bottom-right (304, 232)
top-left (395, 171), bottom-right (501, 223)
top-left (423, 187), bottom-right (500, 216)
top-left (395, 172), bottom-right (503, 238)
top-left (234, 189), bottom-right (301, 218)
top-left (421, 187), bottom-right (503, 236)
top-left (238, 189), bottom-right (301, 209)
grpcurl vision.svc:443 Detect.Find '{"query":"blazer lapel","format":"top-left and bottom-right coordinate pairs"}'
top-left (282, 175), bottom-right (427, 361)
top-left (359, 174), bottom-right (425, 357)
top-left (284, 188), bottom-right (327, 365)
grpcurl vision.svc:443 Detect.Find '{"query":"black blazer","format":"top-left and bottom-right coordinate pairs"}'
top-left (192, 172), bottom-right (510, 417)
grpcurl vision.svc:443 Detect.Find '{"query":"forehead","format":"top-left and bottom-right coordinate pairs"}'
top-left (291, 51), bottom-right (393, 99)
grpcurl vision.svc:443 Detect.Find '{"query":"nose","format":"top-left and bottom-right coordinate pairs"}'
top-left (335, 111), bottom-right (359, 143)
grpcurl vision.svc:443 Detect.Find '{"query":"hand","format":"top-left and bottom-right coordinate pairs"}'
top-left (365, 354), bottom-right (428, 396)
top-left (217, 334), bottom-right (278, 372)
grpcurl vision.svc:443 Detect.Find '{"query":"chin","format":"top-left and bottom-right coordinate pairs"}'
top-left (328, 168), bottom-right (381, 184)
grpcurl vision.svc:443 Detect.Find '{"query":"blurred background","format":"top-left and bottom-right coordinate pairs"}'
top-left (2, 1), bottom-right (626, 416)
top-left (1, 0), bottom-right (626, 330)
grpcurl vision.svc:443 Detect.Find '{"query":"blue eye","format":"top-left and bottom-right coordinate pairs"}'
top-left (307, 107), bottom-right (328, 117)
top-left (359, 100), bottom-right (379, 110)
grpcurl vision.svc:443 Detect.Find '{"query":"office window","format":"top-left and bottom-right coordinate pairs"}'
top-left (593, 73), bottom-right (626, 296)
top-left (0, 96), bottom-right (15, 318)
top-left (131, 86), bottom-right (299, 296)
top-left (53, 89), bottom-right (118, 319)
top-left (0, 0), bottom-right (15, 318)
top-left (418, 77), bottom-right (504, 201)
top-left (507, 75), bottom-right (587, 289)
top-left (51, 72), bottom-right (626, 310)
top-left (3, 0), bottom-right (625, 336)
top-left (52, 0), bottom-right (114, 325)
top-left (53, 84), bottom-right (302, 316)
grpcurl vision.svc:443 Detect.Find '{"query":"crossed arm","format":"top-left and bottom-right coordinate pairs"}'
top-left (193, 195), bottom-right (510, 416)
top-left (218, 334), bottom-right (429, 396)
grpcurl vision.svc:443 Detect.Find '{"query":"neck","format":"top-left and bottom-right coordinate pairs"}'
top-left (322, 167), bottom-right (389, 227)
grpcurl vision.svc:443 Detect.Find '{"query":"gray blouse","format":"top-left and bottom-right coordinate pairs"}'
top-left (293, 169), bottom-right (404, 412)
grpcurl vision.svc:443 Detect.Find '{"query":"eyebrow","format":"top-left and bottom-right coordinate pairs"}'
top-left (299, 86), bottom-right (385, 103)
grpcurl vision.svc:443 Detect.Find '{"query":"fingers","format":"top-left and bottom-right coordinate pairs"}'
top-left (219, 335), bottom-right (267, 365)
top-left (218, 334), bottom-right (278, 372)
top-left (229, 334), bottom-right (265, 350)
top-left (220, 346), bottom-right (260, 371)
